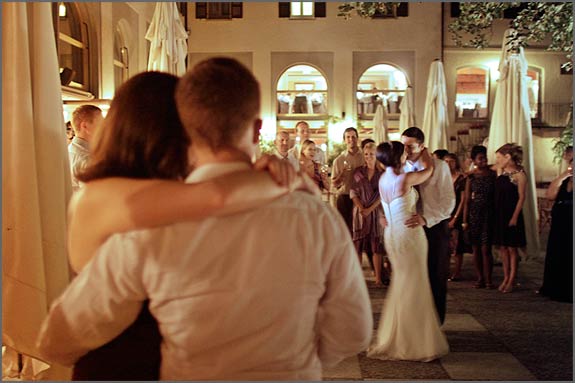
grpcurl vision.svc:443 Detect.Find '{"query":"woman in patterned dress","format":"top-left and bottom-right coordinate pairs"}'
top-left (350, 142), bottom-right (385, 285)
top-left (462, 145), bottom-right (497, 289)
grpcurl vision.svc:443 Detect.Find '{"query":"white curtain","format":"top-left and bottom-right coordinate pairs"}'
top-left (399, 86), bottom-right (416, 133)
top-left (372, 103), bottom-right (389, 144)
top-left (146, 2), bottom-right (188, 76)
top-left (487, 29), bottom-right (540, 259)
top-left (421, 60), bottom-right (449, 152)
top-left (2, 2), bottom-right (72, 379)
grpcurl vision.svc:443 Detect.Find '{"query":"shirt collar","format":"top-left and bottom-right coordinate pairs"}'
top-left (185, 161), bottom-right (252, 183)
top-left (72, 136), bottom-right (89, 150)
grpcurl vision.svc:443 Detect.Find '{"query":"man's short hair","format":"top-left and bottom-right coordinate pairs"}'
top-left (275, 130), bottom-right (289, 140)
top-left (361, 138), bottom-right (375, 149)
top-left (295, 121), bottom-right (309, 131)
top-left (343, 127), bottom-right (358, 140)
top-left (401, 127), bottom-right (425, 144)
top-left (175, 57), bottom-right (261, 150)
top-left (71, 105), bottom-right (102, 134)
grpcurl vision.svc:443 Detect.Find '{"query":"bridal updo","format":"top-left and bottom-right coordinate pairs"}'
top-left (377, 141), bottom-right (405, 169)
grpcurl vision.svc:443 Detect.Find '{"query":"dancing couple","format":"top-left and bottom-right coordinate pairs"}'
top-left (368, 127), bottom-right (453, 362)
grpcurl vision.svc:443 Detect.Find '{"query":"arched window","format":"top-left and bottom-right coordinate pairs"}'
top-left (356, 64), bottom-right (409, 119)
top-left (276, 64), bottom-right (328, 118)
top-left (114, 21), bottom-right (130, 90)
top-left (52, 2), bottom-right (92, 94)
top-left (454, 66), bottom-right (489, 121)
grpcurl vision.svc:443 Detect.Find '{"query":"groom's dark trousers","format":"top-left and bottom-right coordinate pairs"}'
top-left (424, 219), bottom-right (450, 325)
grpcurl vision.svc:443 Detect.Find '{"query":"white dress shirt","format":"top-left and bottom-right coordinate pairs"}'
top-left (273, 147), bottom-right (300, 171)
top-left (68, 136), bottom-right (90, 192)
top-left (404, 158), bottom-right (455, 228)
top-left (37, 161), bottom-right (372, 381)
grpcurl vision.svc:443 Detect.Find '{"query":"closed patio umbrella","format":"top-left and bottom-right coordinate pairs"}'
top-left (421, 60), bottom-right (449, 152)
top-left (399, 86), bottom-right (416, 133)
top-left (145, 2), bottom-right (188, 76)
top-left (487, 29), bottom-right (540, 259)
top-left (2, 2), bottom-right (72, 379)
top-left (372, 103), bottom-right (389, 144)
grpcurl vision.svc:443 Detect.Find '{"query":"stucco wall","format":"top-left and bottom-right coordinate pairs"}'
top-left (186, 2), bottom-right (443, 133)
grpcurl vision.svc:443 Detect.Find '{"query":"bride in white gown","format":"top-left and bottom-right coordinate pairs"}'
top-left (367, 141), bottom-right (449, 362)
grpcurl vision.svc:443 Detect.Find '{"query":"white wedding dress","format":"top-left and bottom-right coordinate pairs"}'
top-left (367, 187), bottom-right (449, 362)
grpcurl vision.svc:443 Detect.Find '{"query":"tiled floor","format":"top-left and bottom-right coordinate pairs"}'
top-left (323, 253), bottom-right (573, 381)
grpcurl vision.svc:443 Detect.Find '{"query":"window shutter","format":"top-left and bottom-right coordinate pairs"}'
top-left (315, 2), bottom-right (326, 18)
top-left (279, 2), bottom-right (290, 18)
top-left (396, 3), bottom-right (408, 17)
top-left (196, 2), bottom-right (207, 19)
top-left (231, 2), bottom-right (243, 18)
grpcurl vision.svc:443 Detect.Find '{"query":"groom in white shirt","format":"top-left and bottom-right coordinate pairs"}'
top-left (37, 58), bottom-right (372, 380)
top-left (401, 127), bottom-right (455, 325)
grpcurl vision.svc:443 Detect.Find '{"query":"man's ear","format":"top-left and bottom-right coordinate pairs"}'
top-left (252, 118), bottom-right (262, 144)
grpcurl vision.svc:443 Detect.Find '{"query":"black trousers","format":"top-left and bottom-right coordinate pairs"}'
top-left (424, 219), bottom-right (450, 325)
top-left (336, 194), bottom-right (354, 235)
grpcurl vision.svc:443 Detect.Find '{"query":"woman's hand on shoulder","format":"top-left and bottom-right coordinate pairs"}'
top-left (419, 147), bottom-right (434, 171)
top-left (254, 154), bottom-right (296, 187)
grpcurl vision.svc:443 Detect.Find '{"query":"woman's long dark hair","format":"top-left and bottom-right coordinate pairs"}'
top-left (376, 141), bottom-right (404, 169)
top-left (78, 72), bottom-right (191, 182)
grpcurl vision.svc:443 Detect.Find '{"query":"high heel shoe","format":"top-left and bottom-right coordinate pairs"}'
top-left (503, 284), bottom-right (514, 293)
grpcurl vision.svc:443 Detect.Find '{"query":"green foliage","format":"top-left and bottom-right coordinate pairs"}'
top-left (327, 142), bottom-right (347, 167)
top-left (259, 137), bottom-right (275, 155)
top-left (448, 2), bottom-right (573, 70)
top-left (338, 2), bottom-right (402, 19)
top-left (552, 106), bottom-right (573, 164)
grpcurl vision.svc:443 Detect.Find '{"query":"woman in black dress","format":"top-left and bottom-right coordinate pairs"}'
top-left (463, 146), bottom-right (496, 289)
top-left (493, 144), bottom-right (527, 293)
top-left (538, 157), bottom-right (573, 302)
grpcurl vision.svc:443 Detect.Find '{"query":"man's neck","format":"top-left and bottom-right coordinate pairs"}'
top-left (193, 146), bottom-right (252, 167)
top-left (347, 146), bottom-right (359, 155)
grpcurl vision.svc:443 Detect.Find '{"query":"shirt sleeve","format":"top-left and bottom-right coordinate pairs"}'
top-left (423, 160), bottom-right (456, 227)
top-left (36, 233), bottom-right (147, 366)
top-left (316, 210), bottom-right (373, 367)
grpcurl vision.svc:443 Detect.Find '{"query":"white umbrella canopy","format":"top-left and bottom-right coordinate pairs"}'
top-left (421, 60), bottom-right (449, 152)
top-left (399, 86), bottom-right (416, 133)
top-left (145, 2), bottom-right (188, 76)
top-left (487, 29), bottom-right (540, 259)
top-left (2, 2), bottom-right (72, 379)
top-left (372, 103), bottom-right (389, 144)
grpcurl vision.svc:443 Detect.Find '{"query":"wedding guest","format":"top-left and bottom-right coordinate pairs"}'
top-left (538, 153), bottom-right (573, 302)
top-left (331, 127), bottom-right (365, 233)
top-left (444, 153), bottom-right (470, 281)
top-left (37, 59), bottom-right (372, 380)
top-left (288, 120), bottom-right (326, 164)
top-left (273, 130), bottom-right (299, 170)
top-left (299, 139), bottom-right (328, 191)
top-left (68, 105), bottom-right (103, 192)
top-left (493, 143), bottom-right (527, 293)
top-left (462, 145), bottom-right (496, 289)
top-left (433, 149), bottom-right (449, 160)
top-left (350, 142), bottom-right (385, 285)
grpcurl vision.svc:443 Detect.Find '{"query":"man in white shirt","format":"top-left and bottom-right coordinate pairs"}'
top-left (37, 57), bottom-right (372, 381)
top-left (273, 130), bottom-right (299, 170)
top-left (401, 127), bottom-right (455, 325)
top-left (331, 127), bottom-right (365, 233)
top-left (288, 120), bottom-right (326, 164)
top-left (68, 105), bottom-right (103, 192)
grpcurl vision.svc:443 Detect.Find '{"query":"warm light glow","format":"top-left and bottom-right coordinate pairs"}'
top-left (260, 117), bottom-right (277, 142)
top-left (486, 61), bottom-right (500, 81)
top-left (302, 2), bottom-right (314, 16)
top-left (58, 3), bottom-right (66, 17)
